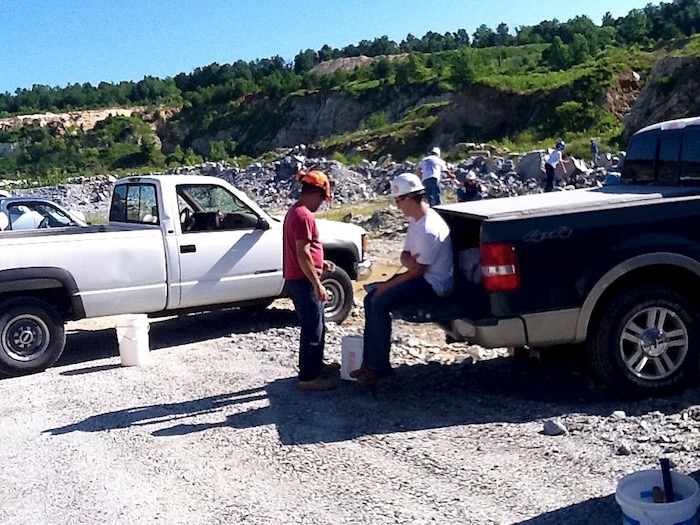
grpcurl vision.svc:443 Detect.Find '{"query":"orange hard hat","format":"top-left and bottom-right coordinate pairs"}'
top-left (296, 169), bottom-right (332, 201)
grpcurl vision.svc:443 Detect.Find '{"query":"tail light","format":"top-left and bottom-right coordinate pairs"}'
top-left (481, 242), bottom-right (520, 292)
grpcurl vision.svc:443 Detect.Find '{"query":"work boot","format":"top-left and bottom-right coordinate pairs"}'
top-left (298, 376), bottom-right (337, 391)
top-left (321, 362), bottom-right (341, 375)
top-left (349, 364), bottom-right (369, 379)
top-left (356, 367), bottom-right (392, 386)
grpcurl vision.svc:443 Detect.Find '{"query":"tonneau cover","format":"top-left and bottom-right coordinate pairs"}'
top-left (438, 186), bottom-right (700, 221)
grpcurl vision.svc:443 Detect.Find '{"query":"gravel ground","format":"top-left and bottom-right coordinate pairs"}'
top-left (2, 242), bottom-right (700, 525)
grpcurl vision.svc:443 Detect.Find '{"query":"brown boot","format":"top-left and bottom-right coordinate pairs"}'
top-left (349, 364), bottom-right (369, 379)
top-left (298, 376), bottom-right (337, 391)
top-left (321, 362), bottom-right (341, 375)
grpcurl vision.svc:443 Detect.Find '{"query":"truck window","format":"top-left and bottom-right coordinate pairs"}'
top-left (657, 134), bottom-right (681, 184)
top-left (623, 132), bottom-right (656, 183)
top-left (110, 184), bottom-right (159, 224)
top-left (177, 184), bottom-right (260, 233)
top-left (680, 128), bottom-right (700, 184)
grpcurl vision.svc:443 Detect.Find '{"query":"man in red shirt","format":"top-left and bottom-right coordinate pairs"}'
top-left (283, 170), bottom-right (338, 390)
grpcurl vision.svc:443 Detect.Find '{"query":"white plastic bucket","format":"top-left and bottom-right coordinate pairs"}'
top-left (616, 469), bottom-right (700, 525)
top-left (341, 335), bottom-right (363, 381)
top-left (115, 314), bottom-right (150, 366)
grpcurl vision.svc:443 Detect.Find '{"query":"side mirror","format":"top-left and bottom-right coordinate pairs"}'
top-left (257, 217), bottom-right (270, 231)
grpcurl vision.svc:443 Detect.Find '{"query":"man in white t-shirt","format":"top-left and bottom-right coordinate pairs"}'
top-left (417, 146), bottom-right (455, 206)
top-left (544, 140), bottom-right (570, 192)
top-left (351, 173), bottom-right (454, 386)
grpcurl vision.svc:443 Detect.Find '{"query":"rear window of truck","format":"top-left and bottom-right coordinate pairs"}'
top-left (623, 126), bottom-right (700, 185)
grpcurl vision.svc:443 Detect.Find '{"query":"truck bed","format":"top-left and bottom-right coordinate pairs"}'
top-left (438, 185), bottom-right (700, 221)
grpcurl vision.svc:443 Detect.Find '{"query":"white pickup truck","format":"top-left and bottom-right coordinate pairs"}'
top-left (0, 174), bottom-right (371, 376)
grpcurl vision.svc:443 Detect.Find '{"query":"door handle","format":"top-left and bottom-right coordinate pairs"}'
top-left (180, 245), bottom-right (196, 253)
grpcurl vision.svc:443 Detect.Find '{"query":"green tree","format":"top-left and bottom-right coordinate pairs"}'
top-left (294, 49), bottom-right (318, 74)
top-left (450, 48), bottom-right (476, 90)
top-left (541, 36), bottom-right (571, 70)
top-left (472, 24), bottom-right (496, 48)
top-left (570, 33), bottom-right (591, 64)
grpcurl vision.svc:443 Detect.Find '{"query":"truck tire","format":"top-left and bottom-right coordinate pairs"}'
top-left (0, 298), bottom-right (66, 376)
top-left (321, 267), bottom-right (353, 324)
top-left (587, 284), bottom-right (700, 393)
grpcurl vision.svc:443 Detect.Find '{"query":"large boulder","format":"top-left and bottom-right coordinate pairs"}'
top-left (516, 151), bottom-right (545, 180)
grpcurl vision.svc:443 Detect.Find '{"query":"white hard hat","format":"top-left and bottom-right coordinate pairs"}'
top-left (466, 170), bottom-right (477, 181)
top-left (430, 146), bottom-right (441, 157)
top-left (391, 173), bottom-right (425, 198)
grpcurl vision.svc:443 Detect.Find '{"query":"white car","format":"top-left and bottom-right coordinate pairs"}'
top-left (0, 196), bottom-right (88, 231)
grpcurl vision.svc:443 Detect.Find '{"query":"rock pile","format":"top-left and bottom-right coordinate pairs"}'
top-left (5, 147), bottom-right (619, 223)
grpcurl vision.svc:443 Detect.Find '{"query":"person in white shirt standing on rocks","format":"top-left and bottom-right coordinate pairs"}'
top-left (416, 146), bottom-right (455, 206)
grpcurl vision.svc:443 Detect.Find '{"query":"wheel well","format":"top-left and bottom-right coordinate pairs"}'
top-left (0, 289), bottom-right (72, 320)
top-left (323, 248), bottom-right (355, 279)
top-left (587, 264), bottom-right (700, 337)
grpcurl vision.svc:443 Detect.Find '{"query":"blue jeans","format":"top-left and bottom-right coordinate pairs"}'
top-left (544, 163), bottom-right (555, 192)
top-left (363, 277), bottom-right (437, 374)
top-left (286, 278), bottom-right (325, 381)
top-left (423, 177), bottom-right (441, 206)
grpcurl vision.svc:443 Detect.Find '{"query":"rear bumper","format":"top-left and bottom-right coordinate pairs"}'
top-left (355, 259), bottom-right (372, 281)
top-left (440, 317), bottom-right (527, 348)
top-left (439, 308), bottom-right (582, 348)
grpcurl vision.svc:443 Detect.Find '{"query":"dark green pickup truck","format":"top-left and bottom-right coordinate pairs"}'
top-left (399, 116), bottom-right (700, 394)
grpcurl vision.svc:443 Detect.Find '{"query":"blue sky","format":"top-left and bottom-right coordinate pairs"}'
top-left (0, 0), bottom-right (652, 94)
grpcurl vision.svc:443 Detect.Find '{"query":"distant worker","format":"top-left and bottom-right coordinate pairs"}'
top-left (416, 146), bottom-right (455, 206)
top-left (544, 141), bottom-right (570, 193)
top-left (283, 169), bottom-right (339, 391)
top-left (590, 138), bottom-right (600, 166)
top-left (457, 171), bottom-right (483, 202)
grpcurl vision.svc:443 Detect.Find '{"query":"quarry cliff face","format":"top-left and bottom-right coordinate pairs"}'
top-left (622, 55), bottom-right (700, 141)
top-left (0, 106), bottom-right (179, 135)
top-left (4, 55), bottom-right (700, 161)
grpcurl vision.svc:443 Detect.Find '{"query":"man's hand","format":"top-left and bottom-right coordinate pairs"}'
top-left (323, 260), bottom-right (336, 273)
top-left (373, 281), bottom-right (392, 298)
top-left (314, 281), bottom-right (329, 302)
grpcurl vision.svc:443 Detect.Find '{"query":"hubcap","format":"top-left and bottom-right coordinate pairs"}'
top-left (619, 306), bottom-right (688, 381)
top-left (323, 279), bottom-right (345, 318)
top-left (2, 314), bottom-right (50, 362)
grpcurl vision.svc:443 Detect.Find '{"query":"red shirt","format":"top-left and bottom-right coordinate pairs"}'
top-left (283, 203), bottom-right (324, 280)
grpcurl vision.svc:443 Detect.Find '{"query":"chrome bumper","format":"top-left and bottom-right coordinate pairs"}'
top-left (440, 317), bottom-right (527, 348)
top-left (355, 259), bottom-right (372, 281)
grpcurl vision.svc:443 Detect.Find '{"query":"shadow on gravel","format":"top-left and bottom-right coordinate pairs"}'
top-left (511, 469), bottom-right (700, 524)
top-left (47, 347), bottom-right (700, 441)
top-left (55, 306), bottom-right (297, 371)
top-left (47, 323), bottom-right (700, 449)
top-left (225, 356), bottom-right (700, 446)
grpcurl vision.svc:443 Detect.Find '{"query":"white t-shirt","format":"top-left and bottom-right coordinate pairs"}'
top-left (418, 155), bottom-right (448, 182)
top-left (404, 208), bottom-right (454, 297)
top-left (546, 149), bottom-right (562, 168)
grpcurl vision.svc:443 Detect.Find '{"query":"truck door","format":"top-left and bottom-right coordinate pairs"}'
top-left (174, 183), bottom-right (283, 309)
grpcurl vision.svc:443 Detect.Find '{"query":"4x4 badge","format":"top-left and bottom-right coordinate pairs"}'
top-left (523, 226), bottom-right (572, 242)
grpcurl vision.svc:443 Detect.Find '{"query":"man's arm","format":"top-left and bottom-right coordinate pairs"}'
top-left (373, 251), bottom-right (427, 297)
top-left (295, 239), bottom-right (329, 302)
